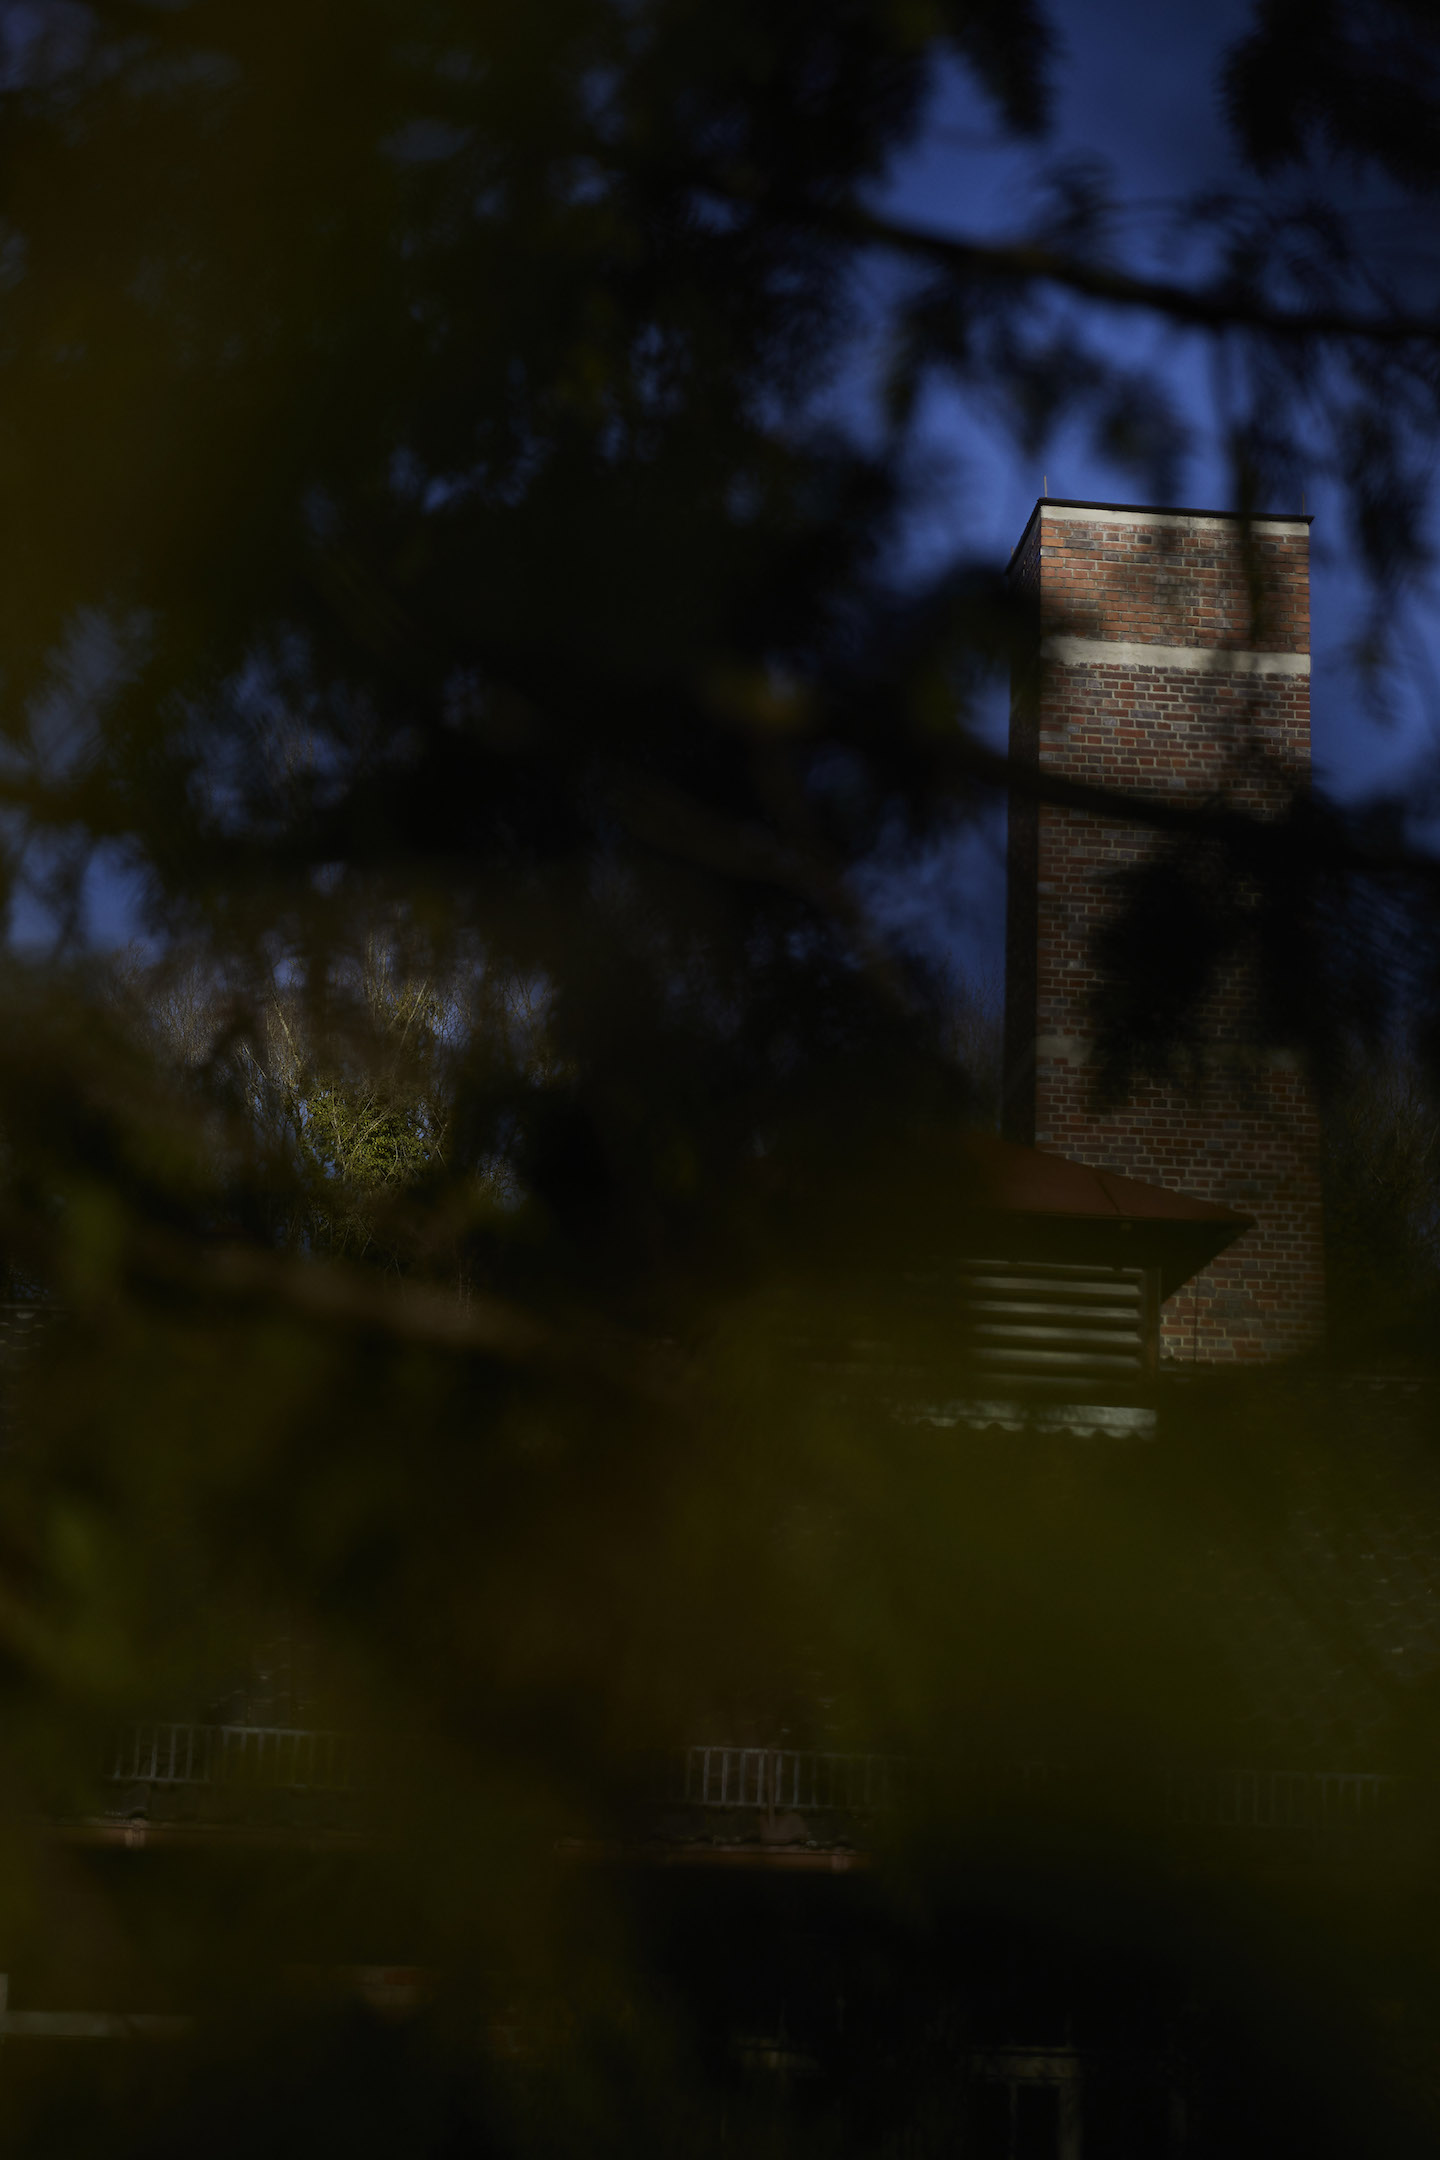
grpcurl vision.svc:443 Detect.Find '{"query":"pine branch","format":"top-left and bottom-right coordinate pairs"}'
top-left (833, 203), bottom-right (1440, 348)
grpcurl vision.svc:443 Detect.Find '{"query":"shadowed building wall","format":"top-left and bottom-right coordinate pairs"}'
top-left (1004, 500), bottom-right (1325, 1363)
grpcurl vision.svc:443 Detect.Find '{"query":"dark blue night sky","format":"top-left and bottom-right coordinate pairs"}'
top-left (18, 3), bottom-right (1439, 971)
top-left (855, 0), bottom-right (1440, 974)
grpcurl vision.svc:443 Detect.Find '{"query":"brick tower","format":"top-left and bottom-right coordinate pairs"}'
top-left (1003, 500), bottom-right (1325, 1362)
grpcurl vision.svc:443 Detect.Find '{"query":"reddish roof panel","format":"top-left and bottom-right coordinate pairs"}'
top-left (963, 1133), bottom-right (1252, 1229)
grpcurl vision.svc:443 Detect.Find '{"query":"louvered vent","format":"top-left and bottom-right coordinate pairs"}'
top-left (956, 1259), bottom-right (1156, 1397)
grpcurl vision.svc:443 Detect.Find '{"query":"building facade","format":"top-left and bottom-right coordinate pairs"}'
top-left (13, 504), bottom-right (1440, 2160)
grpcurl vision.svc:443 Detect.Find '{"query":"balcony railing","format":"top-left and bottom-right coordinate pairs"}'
top-left (107, 1723), bottom-right (358, 1795)
top-left (96, 1728), bottom-right (1403, 1844)
top-left (648, 1749), bottom-right (1400, 1833)
top-left (1162, 1767), bottom-right (1394, 1829)
top-left (652, 1748), bottom-right (911, 1813)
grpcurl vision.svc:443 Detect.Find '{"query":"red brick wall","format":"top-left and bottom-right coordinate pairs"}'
top-left (1004, 503), bottom-right (1325, 1363)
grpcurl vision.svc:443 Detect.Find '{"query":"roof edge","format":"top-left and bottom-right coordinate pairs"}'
top-left (1006, 497), bottom-right (1313, 574)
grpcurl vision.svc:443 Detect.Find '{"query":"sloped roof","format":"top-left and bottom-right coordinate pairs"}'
top-left (961, 1132), bottom-right (1252, 1230)
top-left (953, 1132), bottom-right (1252, 1301)
top-left (767, 1127), bottom-right (1252, 1303)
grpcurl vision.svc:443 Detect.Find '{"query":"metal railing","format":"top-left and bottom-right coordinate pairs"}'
top-left (1163, 1768), bottom-right (1395, 1829)
top-left (652, 1751), bottom-right (1399, 1830)
top-left (108, 1723), bottom-right (357, 1794)
top-left (102, 1730), bottom-right (1402, 1837)
top-left (654, 1747), bottom-right (911, 1812)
